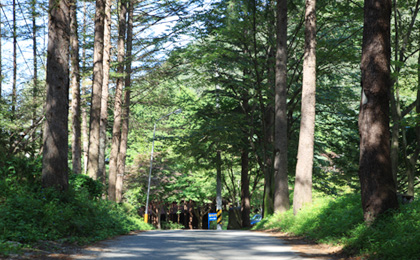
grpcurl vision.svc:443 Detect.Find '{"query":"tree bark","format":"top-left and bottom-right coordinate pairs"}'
top-left (12, 0), bottom-right (17, 117)
top-left (241, 144), bottom-right (251, 228)
top-left (293, 0), bottom-right (316, 215)
top-left (81, 0), bottom-right (89, 174)
top-left (263, 107), bottom-right (275, 217)
top-left (359, 0), bottom-right (398, 222)
top-left (98, 0), bottom-right (112, 182)
top-left (273, 0), bottom-right (290, 213)
top-left (87, 0), bottom-right (105, 180)
top-left (0, 3), bottom-right (2, 97)
top-left (70, 0), bottom-right (82, 174)
top-left (42, 0), bottom-right (70, 191)
top-left (32, 0), bottom-right (38, 154)
top-left (116, 0), bottom-right (133, 203)
top-left (108, 0), bottom-right (127, 201)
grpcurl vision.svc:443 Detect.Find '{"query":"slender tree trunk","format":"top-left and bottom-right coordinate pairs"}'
top-left (12, 0), bottom-right (17, 117)
top-left (81, 0), bottom-right (88, 174)
top-left (98, 0), bottom-right (112, 182)
top-left (42, 0), bottom-right (70, 191)
top-left (70, 0), bottom-right (82, 174)
top-left (274, 0), bottom-right (290, 213)
top-left (116, 0), bottom-right (133, 203)
top-left (87, 0), bottom-right (105, 180)
top-left (240, 48), bottom-right (251, 227)
top-left (293, 0), bottom-right (316, 215)
top-left (390, 0), bottom-right (400, 190)
top-left (241, 142), bottom-right (251, 228)
top-left (32, 0), bottom-right (38, 154)
top-left (359, 0), bottom-right (398, 222)
top-left (413, 50), bottom-right (420, 195)
top-left (108, 0), bottom-right (127, 201)
top-left (0, 3), bottom-right (2, 97)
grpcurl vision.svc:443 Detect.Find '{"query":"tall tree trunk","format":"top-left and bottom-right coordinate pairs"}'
top-left (273, 0), bottom-right (290, 213)
top-left (42, 0), bottom-right (70, 191)
top-left (12, 0), bottom-right (17, 117)
top-left (359, 0), bottom-right (398, 222)
top-left (108, 0), bottom-right (127, 201)
top-left (0, 2), bottom-right (2, 97)
top-left (293, 0), bottom-right (316, 215)
top-left (98, 0), bottom-right (112, 182)
top-left (32, 0), bottom-right (38, 154)
top-left (87, 0), bottom-right (105, 180)
top-left (413, 50), bottom-right (420, 195)
top-left (116, 0), bottom-right (133, 203)
top-left (81, 0), bottom-right (89, 174)
top-left (389, 0), bottom-right (400, 190)
top-left (70, 0), bottom-right (82, 174)
top-left (254, 0), bottom-right (274, 218)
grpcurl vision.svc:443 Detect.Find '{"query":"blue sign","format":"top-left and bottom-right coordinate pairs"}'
top-left (208, 213), bottom-right (217, 229)
top-left (208, 213), bottom-right (217, 221)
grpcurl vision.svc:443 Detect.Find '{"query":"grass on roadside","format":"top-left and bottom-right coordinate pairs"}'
top-left (253, 193), bottom-right (420, 260)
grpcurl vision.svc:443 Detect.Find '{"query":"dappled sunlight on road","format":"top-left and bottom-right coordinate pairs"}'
top-left (72, 230), bottom-right (324, 260)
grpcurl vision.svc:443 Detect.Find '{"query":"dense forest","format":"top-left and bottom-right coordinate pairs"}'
top-left (1, 0), bottom-right (420, 258)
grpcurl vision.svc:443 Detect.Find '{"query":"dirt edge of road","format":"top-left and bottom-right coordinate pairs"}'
top-left (261, 229), bottom-right (361, 260)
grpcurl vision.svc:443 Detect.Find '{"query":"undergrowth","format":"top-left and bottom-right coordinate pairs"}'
top-left (254, 193), bottom-right (420, 260)
top-left (0, 155), bottom-right (153, 257)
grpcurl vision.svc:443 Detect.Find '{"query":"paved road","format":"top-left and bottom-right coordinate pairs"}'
top-left (72, 230), bottom-right (327, 260)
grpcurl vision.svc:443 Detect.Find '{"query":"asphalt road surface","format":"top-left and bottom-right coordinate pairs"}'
top-left (72, 230), bottom-right (327, 260)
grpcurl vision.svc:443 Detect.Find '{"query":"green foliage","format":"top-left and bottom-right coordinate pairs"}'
top-left (0, 156), bottom-right (153, 257)
top-left (0, 241), bottom-right (23, 257)
top-left (69, 173), bottom-right (104, 199)
top-left (0, 186), bottom-right (152, 245)
top-left (161, 221), bottom-right (185, 230)
top-left (254, 193), bottom-right (420, 259)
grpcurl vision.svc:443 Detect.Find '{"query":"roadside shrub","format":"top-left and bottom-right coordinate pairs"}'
top-left (0, 156), bottom-right (153, 251)
top-left (69, 173), bottom-right (104, 199)
top-left (161, 220), bottom-right (185, 230)
top-left (254, 193), bottom-right (420, 259)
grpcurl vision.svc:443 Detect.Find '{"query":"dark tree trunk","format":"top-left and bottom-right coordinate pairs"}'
top-left (87, 0), bottom-right (105, 180)
top-left (359, 0), bottom-right (398, 222)
top-left (273, 0), bottom-right (290, 213)
top-left (263, 106), bottom-right (275, 217)
top-left (42, 0), bottom-right (70, 191)
top-left (241, 144), bottom-right (251, 228)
